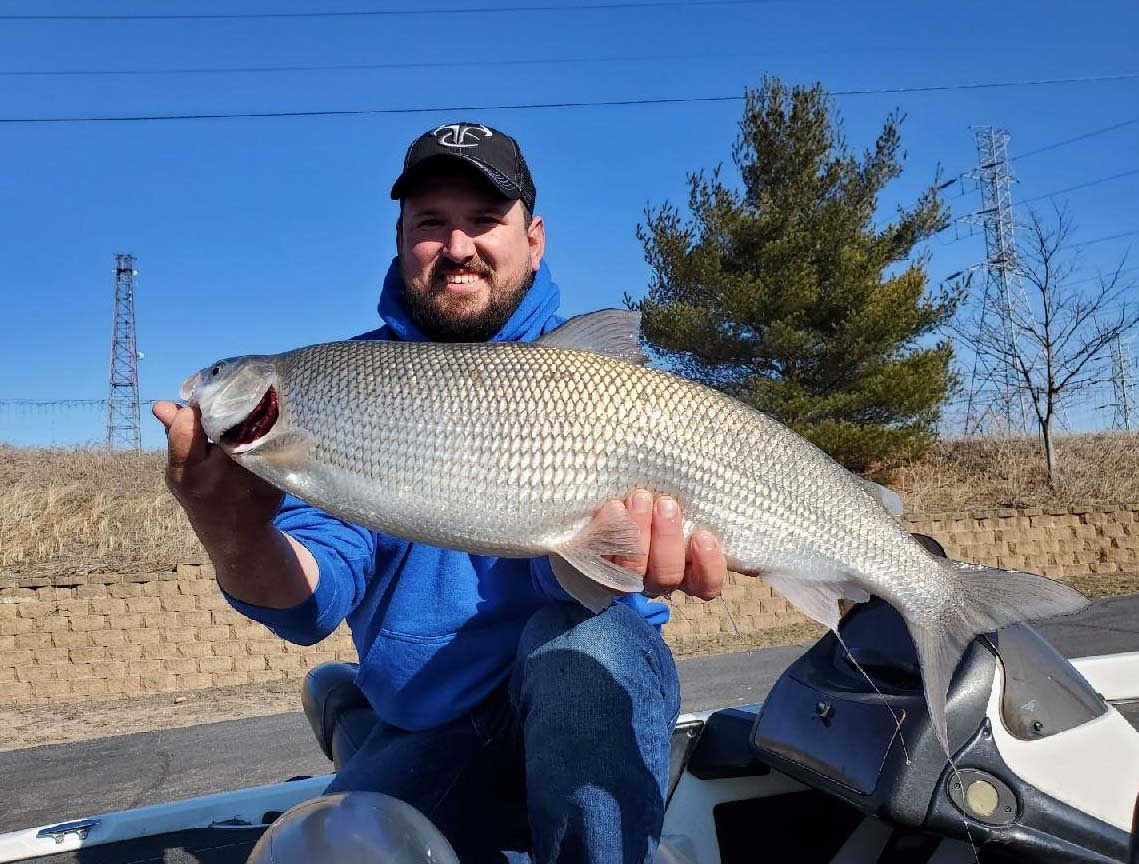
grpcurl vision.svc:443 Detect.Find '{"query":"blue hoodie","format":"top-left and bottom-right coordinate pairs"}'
top-left (226, 259), bottom-right (669, 731)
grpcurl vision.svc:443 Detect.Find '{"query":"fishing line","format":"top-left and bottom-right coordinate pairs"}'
top-left (944, 751), bottom-right (982, 862)
top-left (833, 629), bottom-right (983, 859)
top-left (718, 595), bottom-right (742, 636)
top-left (838, 624), bottom-right (982, 859)
top-left (833, 630), bottom-right (913, 766)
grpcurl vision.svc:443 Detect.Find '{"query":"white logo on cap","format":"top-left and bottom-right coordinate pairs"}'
top-left (433, 123), bottom-right (493, 149)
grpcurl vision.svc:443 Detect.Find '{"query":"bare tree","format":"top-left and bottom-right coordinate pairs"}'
top-left (956, 207), bottom-right (1139, 488)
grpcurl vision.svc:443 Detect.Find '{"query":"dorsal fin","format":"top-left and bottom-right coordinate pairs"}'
top-left (536, 309), bottom-right (648, 365)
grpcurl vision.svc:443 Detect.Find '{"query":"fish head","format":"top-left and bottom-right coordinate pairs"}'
top-left (180, 356), bottom-right (281, 454)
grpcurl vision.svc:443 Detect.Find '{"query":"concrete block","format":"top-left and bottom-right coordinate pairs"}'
top-left (177, 641), bottom-right (214, 659)
top-left (14, 632), bottom-right (52, 650)
top-left (52, 630), bottom-right (93, 649)
top-left (211, 671), bottom-right (250, 687)
top-left (126, 628), bottom-right (161, 645)
top-left (68, 646), bottom-right (108, 664)
top-left (141, 673), bottom-right (178, 691)
top-left (176, 672), bottom-right (214, 690)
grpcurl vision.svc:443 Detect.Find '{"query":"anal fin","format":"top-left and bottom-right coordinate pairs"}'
top-left (548, 502), bottom-right (646, 612)
top-left (549, 555), bottom-right (620, 613)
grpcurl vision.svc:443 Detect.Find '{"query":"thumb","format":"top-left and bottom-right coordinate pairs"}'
top-left (152, 400), bottom-right (181, 431)
top-left (157, 401), bottom-right (210, 468)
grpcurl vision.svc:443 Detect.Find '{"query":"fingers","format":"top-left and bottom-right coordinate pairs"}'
top-left (600, 489), bottom-right (729, 601)
top-left (684, 529), bottom-right (728, 601)
top-left (644, 495), bottom-right (687, 596)
top-left (609, 489), bottom-right (653, 577)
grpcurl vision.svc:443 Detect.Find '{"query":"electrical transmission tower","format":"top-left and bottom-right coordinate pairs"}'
top-left (962, 126), bottom-right (1035, 435)
top-left (107, 253), bottom-right (141, 451)
top-left (1111, 336), bottom-right (1136, 431)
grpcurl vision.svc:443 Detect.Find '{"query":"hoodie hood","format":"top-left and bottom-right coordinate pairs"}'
top-left (375, 257), bottom-right (562, 344)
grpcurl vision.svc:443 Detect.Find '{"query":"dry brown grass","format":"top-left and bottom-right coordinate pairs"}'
top-left (893, 432), bottom-right (1139, 514)
top-left (0, 444), bottom-right (203, 579)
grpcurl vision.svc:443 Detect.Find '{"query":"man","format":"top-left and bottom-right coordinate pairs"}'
top-left (154, 122), bottom-right (728, 863)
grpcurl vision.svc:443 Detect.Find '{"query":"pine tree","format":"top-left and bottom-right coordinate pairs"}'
top-left (633, 77), bottom-right (958, 473)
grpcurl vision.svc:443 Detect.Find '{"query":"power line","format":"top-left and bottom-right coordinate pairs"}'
top-left (1018, 166), bottom-right (1139, 206)
top-left (0, 399), bottom-right (161, 406)
top-left (0, 94), bottom-right (744, 125)
top-left (0, 0), bottom-right (779, 21)
top-left (946, 170), bottom-right (1139, 242)
top-left (1012, 116), bottom-right (1139, 163)
top-left (938, 114), bottom-right (1139, 191)
top-left (1065, 264), bottom-right (1139, 287)
top-left (4, 73), bottom-right (1139, 125)
top-left (1071, 229), bottom-right (1139, 249)
top-left (0, 50), bottom-right (788, 78)
top-left (4, 53), bottom-right (1137, 91)
top-left (828, 72), bottom-right (1139, 96)
top-left (937, 234), bottom-right (1139, 285)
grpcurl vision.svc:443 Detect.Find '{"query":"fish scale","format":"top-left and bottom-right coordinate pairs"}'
top-left (183, 308), bottom-right (1088, 752)
top-left (265, 337), bottom-right (909, 588)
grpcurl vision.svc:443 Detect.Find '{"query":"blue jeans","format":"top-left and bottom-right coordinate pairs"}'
top-left (325, 602), bottom-right (681, 863)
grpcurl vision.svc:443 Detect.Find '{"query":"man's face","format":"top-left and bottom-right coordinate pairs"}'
top-left (397, 165), bottom-right (545, 342)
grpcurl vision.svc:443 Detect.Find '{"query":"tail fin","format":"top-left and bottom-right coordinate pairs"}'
top-left (907, 561), bottom-right (1089, 754)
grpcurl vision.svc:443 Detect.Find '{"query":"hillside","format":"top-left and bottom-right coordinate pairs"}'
top-left (892, 432), bottom-right (1139, 513)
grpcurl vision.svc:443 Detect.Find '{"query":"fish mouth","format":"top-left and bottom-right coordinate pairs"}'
top-left (221, 387), bottom-right (279, 448)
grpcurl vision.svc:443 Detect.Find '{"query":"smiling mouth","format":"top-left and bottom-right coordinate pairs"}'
top-left (443, 273), bottom-right (483, 285)
top-left (221, 387), bottom-right (279, 447)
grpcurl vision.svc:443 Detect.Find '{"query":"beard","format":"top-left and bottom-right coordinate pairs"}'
top-left (399, 255), bottom-right (535, 343)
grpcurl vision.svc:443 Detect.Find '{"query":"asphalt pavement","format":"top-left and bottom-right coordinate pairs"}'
top-left (2, 594), bottom-right (1136, 834)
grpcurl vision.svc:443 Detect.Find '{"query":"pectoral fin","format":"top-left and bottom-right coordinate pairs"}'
top-left (763, 570), bottom-right (870, 632)
top-left (240, 428), bottom-right (314, 480)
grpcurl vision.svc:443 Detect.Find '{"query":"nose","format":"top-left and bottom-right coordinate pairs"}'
top-left (442, 228), bottom-right (475, 262)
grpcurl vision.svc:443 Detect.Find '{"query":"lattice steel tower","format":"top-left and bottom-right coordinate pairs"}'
top-left (107, 253), bottom-right (141, 450)
top-left (962, 127), bottom-right (1035, 434)
top-left (1111, 336), bottom-right (1136, 431)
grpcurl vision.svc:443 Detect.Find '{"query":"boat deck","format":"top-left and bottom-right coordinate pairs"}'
top-left (26, 701), bottom-right (1139, 864)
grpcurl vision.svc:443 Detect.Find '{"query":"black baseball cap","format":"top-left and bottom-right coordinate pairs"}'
top-left (390, 122), bottom-right (536, 213)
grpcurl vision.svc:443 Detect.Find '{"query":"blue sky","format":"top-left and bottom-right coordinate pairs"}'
top-left (1, 0), bottom-right (1136, 448)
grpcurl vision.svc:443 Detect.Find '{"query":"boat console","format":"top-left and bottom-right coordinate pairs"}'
top-left (751, 598), bottom-right (1132, 863)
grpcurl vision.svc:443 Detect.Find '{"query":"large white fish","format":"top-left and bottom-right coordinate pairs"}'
top-left (181, 309), bottom-right (1087, 750)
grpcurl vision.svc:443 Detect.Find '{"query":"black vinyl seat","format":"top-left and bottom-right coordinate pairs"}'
top-left (301, 662), bottom-right (382, 771)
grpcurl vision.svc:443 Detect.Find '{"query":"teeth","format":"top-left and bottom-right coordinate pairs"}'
top-left (444, 274), bottom-right (480, 285)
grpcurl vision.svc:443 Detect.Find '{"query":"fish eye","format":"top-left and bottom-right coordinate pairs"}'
top-left (210, 365), bottom-right (221, 377)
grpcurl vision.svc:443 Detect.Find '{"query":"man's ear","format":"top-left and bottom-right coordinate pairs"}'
top-left (527, 215), bottom-right (546, 272)
top-left (395, 215), bottom-right (403, 252)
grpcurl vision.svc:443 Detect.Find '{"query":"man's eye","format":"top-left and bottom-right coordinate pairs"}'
top-left (417, 219), bottom-right (442, 228)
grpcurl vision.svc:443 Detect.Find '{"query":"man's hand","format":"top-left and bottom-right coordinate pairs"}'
top-left (608, 489), bottom-right (727, 601)
top-left (152, 401), bottom-right (283, 539)
top-left (153, 400), bottom-right (318, 607)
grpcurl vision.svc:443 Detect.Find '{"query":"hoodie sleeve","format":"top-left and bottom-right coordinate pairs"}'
top-left (223, 494), bottom-right (377, 646)
top-left (529, 557), bottom-right (670, 630)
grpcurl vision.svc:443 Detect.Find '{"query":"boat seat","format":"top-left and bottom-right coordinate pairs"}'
top-left (301, 662), bottom-right (379, 771)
